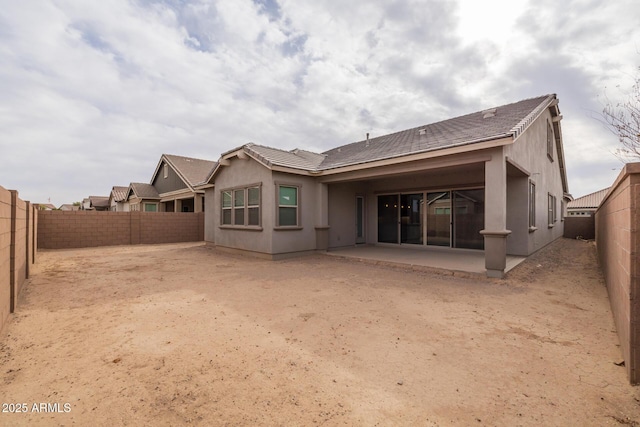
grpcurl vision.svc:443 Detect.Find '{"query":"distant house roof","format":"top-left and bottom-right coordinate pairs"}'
top-left (568, 188), bottom-right (610, 210)
top-left (209, 94), bottom-right (559, 182)
top-left (127, 183), bottom-right (160, 200)
top-left (151, 154), bottom-right (217, 189)
top-left (89, 196), bottom-right (110, 208)
top-left (36, 203), bottom-right (57, 210)
top-left (59, 204), bottom-right (80, 211)
top-left (110, 186), bottom-right (129, 203)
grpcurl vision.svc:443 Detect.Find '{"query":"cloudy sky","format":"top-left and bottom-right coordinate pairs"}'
top-left (1, 0), bottom-right (639, 205)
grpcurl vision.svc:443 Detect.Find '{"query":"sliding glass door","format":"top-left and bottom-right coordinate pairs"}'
top-left (378, 195), bottom-right (398, 243)
top-left (426, 192), bottom-right (451, 247)
top-left (453, 189), bottom-right (485, 249)
top-left (401, 194), bottom-right (423, 244)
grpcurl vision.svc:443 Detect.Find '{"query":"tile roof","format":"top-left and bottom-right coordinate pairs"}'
top-left (129, 183), bottom-right (160, 199)
top-left (568, 188), bottom-right (609, 209)
top-left (236, 95), bottom-right (556, 172)
top-left (244, 144), bottom-right (326, 171)
top-left (319, 95), bottom-right (555, 170)
top-left (110, 186), bottom-right (129, 202)
top-left (164, 154), bottom-right (217, 187)
top-left (59, 204), bottom-right (80, 211)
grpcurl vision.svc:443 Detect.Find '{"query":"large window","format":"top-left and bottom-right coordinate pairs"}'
top-left (529, 181), bottom-right (536, 230)
top-left (277, 185), bottom-right (299, 227)
top-left (221, 185), bottom-right (261, 227)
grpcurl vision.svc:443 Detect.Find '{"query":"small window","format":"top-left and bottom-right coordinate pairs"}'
top-left (163, 163), bottom-right (168, 179)
top-left (547, 121), bottom-right (554, 161)
top-left (529, 181), bottom-right (536, 229)
top-left (144, 203), bottom-right (157, 212)
top-left (278, 185), bottom-right (298, 226)
top-left (221, 191), bottom-right (232, 225)
top-left (548, 193), bottom-right (557, 226)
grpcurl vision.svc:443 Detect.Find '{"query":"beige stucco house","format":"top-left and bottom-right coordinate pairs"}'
top-left (199, 94), bottom-right (570, 278)
top-left (109, 186), bottom-right (130, 212)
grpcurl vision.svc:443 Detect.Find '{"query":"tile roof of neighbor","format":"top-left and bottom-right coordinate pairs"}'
top-left (89, 196), bottom-right (110, 208)
top-left (129, 183), bottom-right (160, 199)
top-left (59, 204), bottom-right (80, 211)
top-left (164, 154), bottom-right (217, 187)
top-left (239, 94), bottom-right (556, 172)
top-left (568, 188), bottom-right (610, 209)
top-left (110, 186), bottom-right (129, 202)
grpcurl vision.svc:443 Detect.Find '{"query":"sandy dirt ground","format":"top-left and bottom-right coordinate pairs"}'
top-left (1, 238), bottom-right (639, 426)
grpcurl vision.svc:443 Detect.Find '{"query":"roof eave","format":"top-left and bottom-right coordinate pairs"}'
top-left (317, 134), bottom-right (514, 175)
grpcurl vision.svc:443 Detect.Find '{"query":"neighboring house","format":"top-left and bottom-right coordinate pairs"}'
top-left (126, 183), bottom-right (161, 212)
top-left (567, 188), bottom-right (609, 217)
top-left (80, 196), bottom-right (110, 211)
top-left (109, 186), bottom-right (130, 212)
top-left (35, 203), bottom-right (57, 210)
top-left (81, 198), bottom-right (91, 210)
top-left (59, 204), bottom-right (80, 211)
top-left (150, 154), bottom-right (216, 212)
top-left (89, 196), bottom-right (110, 211)
top-left (199, 94), bottom-right (570, 278)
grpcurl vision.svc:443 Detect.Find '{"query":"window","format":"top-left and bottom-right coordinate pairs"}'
top-left (561, 200), bottom-right (565, 222)
top-left (221, 191), bottom-right (232, 225)
top-left (547, 121), bottom-right (554, 161)
top-left (234, 189), bottom-right (244, 225)
top-left (144, 203), bottom-right (157, 212)
top-left (548, 193), bottom-right (557, 226)
top-left (163, 163), bottom-right (168, 179)
top-left (220, 185), bottom-right (261, 227)
top-left (528, 181), bottom-right (536, 229)
top-left (278, 185), bottom-right (298, 227)
top-left (248, 187), bottom-right (260, 226)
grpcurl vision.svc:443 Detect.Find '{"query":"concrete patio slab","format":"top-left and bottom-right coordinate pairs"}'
top-left (325, 244), bottom-right (526, 275)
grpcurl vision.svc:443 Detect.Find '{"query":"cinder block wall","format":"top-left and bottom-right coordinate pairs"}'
top-left (563, 216), bottom-right (595, 239)
top-left (596, 163), bottom-right (640, 384)
top-left (38, 211), bottom-right (204, 249)
top-left (0, 186), bottom-right (37, 333)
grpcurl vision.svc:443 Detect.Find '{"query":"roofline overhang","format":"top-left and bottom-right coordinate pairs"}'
top-left (316, 136), bottom-right (512, 179)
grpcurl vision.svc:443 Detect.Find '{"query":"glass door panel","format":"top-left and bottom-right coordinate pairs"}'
top-left (427, 192), bottom-right (451, 247)
top-left (356, 196), bottom-right (365, 244)
top-left (453, 189), bottom-right (485, 249)
top-left (400, 193), bottom-right (423, 244)
top-left (377, 195), bottom-right (398, 243)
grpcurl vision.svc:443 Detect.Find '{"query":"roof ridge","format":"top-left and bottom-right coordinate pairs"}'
top-left (509, 94), bottom-right (556, 139)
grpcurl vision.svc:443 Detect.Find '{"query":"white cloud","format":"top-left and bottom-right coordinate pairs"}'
top-left (1, 0), bottom-right (639, 203)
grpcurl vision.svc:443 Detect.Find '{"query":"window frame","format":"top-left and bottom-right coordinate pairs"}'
top-left (528, 180), bottom-right (537, 232)
top-left (219, 184), bottom-right (262, 229)
top-left (275, 183), bottom-right (302, 229)
top-left (548, 193), bottom-right (557, 227)
top-left (547, 121), bottom-right (554, 161)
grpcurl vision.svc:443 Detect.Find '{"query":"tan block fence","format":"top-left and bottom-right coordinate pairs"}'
top-left (0, 186), bottom-right (37, 333)
top-left (596, 163), bottom-right (640, 384)
top-left (37, 211), bottom-right (204, 249)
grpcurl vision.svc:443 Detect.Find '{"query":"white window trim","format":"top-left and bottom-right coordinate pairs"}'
top-left (528, 180), bottom-right (537, 232)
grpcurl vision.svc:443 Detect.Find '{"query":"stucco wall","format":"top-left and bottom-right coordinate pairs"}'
top-left (38, 211), bottom-right (204, 249)
top-left (564, 216), bottom-right (595, 240)
top-left (0, 186), bottom-right (37, 333)
top-left (504, 108), bottom-right (566, 254)
top-left (210, 157), bottom-right (273, 255)
top-left (595, 163), bottom-right (640, 383)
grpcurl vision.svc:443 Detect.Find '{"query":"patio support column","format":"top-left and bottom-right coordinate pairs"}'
top-left (481, 151), bottom-right (511, 278)
top-left (314, 183), bottom-right (330, 251)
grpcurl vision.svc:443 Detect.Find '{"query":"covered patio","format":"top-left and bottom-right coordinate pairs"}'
top-left (325, 244), bottom-right (526, 276)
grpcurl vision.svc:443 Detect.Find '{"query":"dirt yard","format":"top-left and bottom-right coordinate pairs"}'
top-left (1, 238), bottom-right (638, 426)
